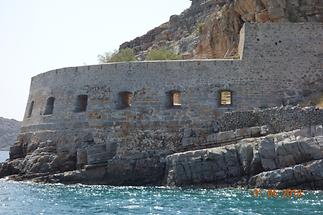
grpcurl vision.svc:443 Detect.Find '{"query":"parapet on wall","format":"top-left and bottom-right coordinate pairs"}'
top-left (22, 22), bottom-right (323, 135)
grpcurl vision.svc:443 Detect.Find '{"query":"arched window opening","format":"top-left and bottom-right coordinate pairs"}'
top-left (44, 97), bottom-right (55, 115)
top-left (27, 101), bottom-right (34, 118)
top-left (74, 95), bottom-right (88, 113)
top-left (170, 90), bottom-right (181, 107)
top-left (119, 91), bottom-right (133, 109)
top-left (220, 90), bottom-right (232, 106)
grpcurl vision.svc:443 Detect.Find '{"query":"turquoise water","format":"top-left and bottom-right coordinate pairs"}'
top-left (0, 151), bottom-right (322, 215)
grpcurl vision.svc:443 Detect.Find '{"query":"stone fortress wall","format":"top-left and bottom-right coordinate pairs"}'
top-left (10, 22), bottom-right (323, 184)
top-left (23, 23), bottom-right (323, 129)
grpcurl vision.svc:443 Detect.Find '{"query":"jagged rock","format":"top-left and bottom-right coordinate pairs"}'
top-left (237, 139), bottom-right (255, 175)
top-left (164, 126), bottom-right (323, 188)
top-left (165, 146), bottom-right (240, 186)
top-left (259, 137), bottom-right (277, 170)
top-left (120, 0), bottom-right (323, 59)
top-left (248, 159), bottom-right (323, 189)
top-left (0, 160), bottom-right (21, 178)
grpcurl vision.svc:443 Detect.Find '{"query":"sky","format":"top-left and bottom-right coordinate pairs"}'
top-left (0, 0), bottom-right (191, 121)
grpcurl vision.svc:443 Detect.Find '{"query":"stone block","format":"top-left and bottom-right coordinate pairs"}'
top-left (235, 128), bottom-right (252, 139)
top-left (259, 138), bottom-right (276, 159)
top-left (206, 133), bottom-right (217, 143)
top-left (277, 155), bottom-right (296, 168)
top-left (217, 131), bottom-right (236, 143)
top-left (182, 137), bottom-right (199, 147)
top-left (250, 126), bottom-right (261, 137)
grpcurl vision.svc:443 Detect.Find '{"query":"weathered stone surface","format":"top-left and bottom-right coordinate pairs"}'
top-left (248, 159), bottom-right (323, 189)
top-left (120, 0), bottom-right (323, 59)
top-left (0, 160), bottom-right (20, 178)
top-left (259, 138), bottom-right (277, 170)
top-left (216, 106), bottom-right (323, 133)
top-left (164, 126), bottom-right (323, 188)
top-left (0, 16), bottom-right (322, 188)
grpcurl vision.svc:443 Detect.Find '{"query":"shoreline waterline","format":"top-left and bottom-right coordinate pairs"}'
top-left (0, 152), bottom-right (322, 214)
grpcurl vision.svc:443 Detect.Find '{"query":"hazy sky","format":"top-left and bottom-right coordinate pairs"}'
top-left (0, 0), bottom-right (191, 120)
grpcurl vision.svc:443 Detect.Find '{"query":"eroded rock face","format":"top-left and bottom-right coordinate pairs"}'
top-left (120, 0), bottom-right (323, 59)
top-left (2, 130), bottom-right (94, 178)
top-left (249, 159), bottom-right (323, 189)
top-left (164, 125), bottom-right (323, 189)
top-left (2, 123), bottom-right (323, 188)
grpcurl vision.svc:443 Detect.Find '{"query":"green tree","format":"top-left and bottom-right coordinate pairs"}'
top-left (145, 48), bottom-right (182, 60)
top-left (98, 48), bottom-right (137, 63)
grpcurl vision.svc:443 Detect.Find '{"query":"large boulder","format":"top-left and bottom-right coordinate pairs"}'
top-left (165, 125), bottom-right (323, 188)
top-left (249, 159), bottom-right (323, 189)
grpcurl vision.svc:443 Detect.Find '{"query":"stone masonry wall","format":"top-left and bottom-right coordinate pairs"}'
top-left (217, 106), bottom-right (323, 133)
top-left (14, 22), bottom-right (323, 170)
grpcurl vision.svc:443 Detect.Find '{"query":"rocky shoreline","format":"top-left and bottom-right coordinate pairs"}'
top-left (165, 126), bottom-right (323, 189)
top-left (0, 0), bottom-right (322, 192)
top-left (1, 122), bottom-right (322, 190)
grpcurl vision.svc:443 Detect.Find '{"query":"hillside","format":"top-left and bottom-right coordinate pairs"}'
top-left (120, 0), bottom-right (323, 59)
top-left (0, 117), bottom-right (21, 151)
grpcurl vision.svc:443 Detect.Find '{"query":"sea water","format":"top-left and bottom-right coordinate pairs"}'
top-left (0, 151), bottom-right (322, 215)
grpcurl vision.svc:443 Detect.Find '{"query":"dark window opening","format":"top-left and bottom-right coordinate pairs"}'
top-left (74, 95), bottom-right (88, 113)
top-left (119, 91), bottom-right (133, 109)
top-left (44, 97), bottom-right (55, 115)
top-left (170, 90), bottom-right (181, 107)
top-left (220, 90), bottom-right (232, 106)
top-left (27, 101), bottom-right (34, 118)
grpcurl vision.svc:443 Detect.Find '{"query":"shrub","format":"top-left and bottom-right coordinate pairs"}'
top-left (145, 48), bottom-right (182, 60)
top-left (98, 48), bottom-right (137, 63)
top-left (197, 22), bottom-right (205, 34)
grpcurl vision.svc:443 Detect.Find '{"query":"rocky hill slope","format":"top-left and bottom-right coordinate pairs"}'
top-left (0, 117), bottom-right (21, 151)
top-left (120, 0), bottom-right (323, 59)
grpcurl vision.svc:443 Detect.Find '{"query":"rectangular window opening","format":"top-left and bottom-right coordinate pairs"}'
top-left (170, 91), bottom-right (181, 107)
top-left (44, 97), bottom-right (55, 115)
top-left (75, 95), bottom-right (88, 113)
top-left (119, 91), bottom-right (133, 109)
top-left (220, 90), bottom-right (232, 106)
top-left (27, 101), bottom-right (34, 118)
